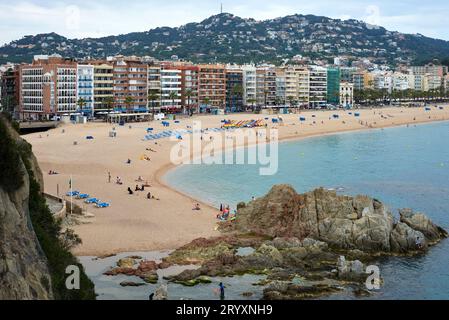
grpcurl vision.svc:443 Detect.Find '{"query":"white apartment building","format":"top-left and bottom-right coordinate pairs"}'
top-left (77, 64), bottom-right (95, 115)
top-left (308, 66), bottom-right (327, 108)
top-left (392, 73), bottom-right (411, 91)
top-left (241, 65), bottom-right (257, 106)
top-left (340, 82), bottom-right (354, 108)
top-left (56, 66), bottom-right (77, 113)
top-left (160, 68), bottom-right (181, 108)
top-left (373, 72), bottom-right (393, 93)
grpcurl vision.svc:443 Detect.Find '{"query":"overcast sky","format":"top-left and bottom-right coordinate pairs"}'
top-left (1, 0), bottom-right (448, 45)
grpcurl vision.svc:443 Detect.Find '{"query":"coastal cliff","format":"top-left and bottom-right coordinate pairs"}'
top-left (0, 115), bottom-right (95, 300)
top-left (0, 117), bottom-right (53, 300)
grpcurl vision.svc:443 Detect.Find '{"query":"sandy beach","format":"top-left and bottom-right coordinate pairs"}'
top-left (23, 106), bottom-right (449, 256)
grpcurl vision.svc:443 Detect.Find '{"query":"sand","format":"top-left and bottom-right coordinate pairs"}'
top-left (23, 106), bottom-right (449, 256)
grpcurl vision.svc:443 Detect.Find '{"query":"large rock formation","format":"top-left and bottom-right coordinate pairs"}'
top-left (0, 117), bottom-right (54, 299)
top-left (235, 185), bottom-right (447, 254)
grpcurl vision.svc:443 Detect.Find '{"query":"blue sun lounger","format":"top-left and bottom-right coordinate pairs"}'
top-left (96, 202), bottom-right (110, 208)
top-left (77, 194), bottom-right (89, 199)
top-left (85, 198), bottom-right (100, 204)
top-left (66, 191), bottom-right (80, 197)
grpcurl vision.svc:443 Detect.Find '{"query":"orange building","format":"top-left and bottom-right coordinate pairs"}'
top-left (18, 55), bottom-right (77, 120)
top-left (197, 64), bottom-right (226, 108)
top-left (112, 57), bottom-right (148, 112)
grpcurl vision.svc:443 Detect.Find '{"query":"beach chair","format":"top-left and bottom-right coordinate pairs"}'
top-left (85, 198), bottom-right (100, 204)
top-left (96, 202), bottom-right (110, 208)
top-left (66, 191), bottom-right (80, 197)
top-left (77, 194), bottom-right (89, 199)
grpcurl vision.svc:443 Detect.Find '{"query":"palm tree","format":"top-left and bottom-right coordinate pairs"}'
top-left (168, 91), bottom-right (178, 113)
top-left (104, 96), bottom-right (115, 114)
top-left (185, 89), bottom-right (193, 115)
top-left (124, 96), bottom-right (134, 113)
top-left (287, 96), bottom-right (295, 108)
top-left (77, 98), bottom-right (86, 112)
top-left (247, 98), bottom-right (256, 111)
top-left (231, 84), bottom-right (243, 112)
top-left (148, 92), bottom-right (159, 117)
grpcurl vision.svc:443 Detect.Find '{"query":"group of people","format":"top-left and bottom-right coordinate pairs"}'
top-left (48, 170), bottom-right (59, 175)
top-left (217, 204), bottom-right (236, 221)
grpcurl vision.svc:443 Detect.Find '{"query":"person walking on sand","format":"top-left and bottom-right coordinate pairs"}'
top-left (108, 172), bottom-right (111, 183)
top-left (219, 282), bottom-right (225, 300)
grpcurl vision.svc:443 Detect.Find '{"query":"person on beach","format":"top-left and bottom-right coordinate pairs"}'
top-left (127, 159), bottom-right (132, 164)
top-left (128, 187), bottom-right (134, 195)
top-left (193, 203), bottom-right (201, 211)
top-left (147, 192), bottom-right (151, 200)
top-left (108, 172), bottom-right (111, 183)
top-left (135, 185), bottom-right (140, 192)
top-left (219, 282), bottom-right (225, 300)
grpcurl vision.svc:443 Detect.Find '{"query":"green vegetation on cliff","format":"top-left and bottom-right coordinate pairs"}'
top-left (0, 115), bottom-right (96, 300)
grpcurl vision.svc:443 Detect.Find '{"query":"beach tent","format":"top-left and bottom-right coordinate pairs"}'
top-left (300, 117), bottom-right (306, 122)
top-left (354, 113), bottom-right (360, 117)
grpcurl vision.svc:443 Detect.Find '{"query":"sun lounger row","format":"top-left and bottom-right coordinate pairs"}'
top-left (143, 127), bottom-right (234, 141)
top-left (65, 191), bottom-right (110, 208)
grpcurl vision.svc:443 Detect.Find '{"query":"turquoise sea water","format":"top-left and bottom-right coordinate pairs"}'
top-left (165, 121), bottom-right (449, 300)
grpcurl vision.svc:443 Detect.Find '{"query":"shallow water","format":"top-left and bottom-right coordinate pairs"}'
top-left (79, 251), bottom-right (266, 300)
top-left (165, 121), bottom-right (449, 300)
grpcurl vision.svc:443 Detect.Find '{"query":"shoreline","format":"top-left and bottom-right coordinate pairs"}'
top-left (23, 106), bottom-right (449, 256)
top-left (157, 117), bottom-right (449, 210)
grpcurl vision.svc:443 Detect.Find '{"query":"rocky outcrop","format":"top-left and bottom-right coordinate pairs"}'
top-left (399, 209), bottom-right (448, 243)
top-left (235, 185), bottom-right (447, 254)
top-left (0, 117), bottom-right (53, 300)
top-left (104, 259), bottom-right (159, 284)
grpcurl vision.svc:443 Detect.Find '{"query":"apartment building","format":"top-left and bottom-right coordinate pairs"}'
top-left (147, 64), bottom-right (162, 111)
top-left (19, 55), bottom-right (77, 120)
top-left (275, 67), bottom-right (286, 105)
top-left (112, 57), bottom-right (148, 112)
top-left (225, 66), bottom-right (243, 112)
top-left (77, 64), bottom-right (95, 115)
top-left (340, 82), bottom-right (354, 108)
top-left (241, 65), bottom-right (257, 106)
top-left (91, 61), bottom-right (113, 113)
top-left (308, 66), bottom-right (327, 108)
top-left (178, 65), bottom-right (199, 112)
top-left (411, 74), bottom-right (429, 92)
top-left (159, 66), bottom-right (182, 110)
top-left (284, 65), bottom-right (299, 104)
top-left (198, 64), bottom-right (226, 108)
top-left (255, 66), bottom-right (276, 107)
top-left (373, 72), bottom-right (393, 93)
top-left (392, 72), bottom-right (411, 91)
top-left (0, 66), bottom-right (19, 114)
